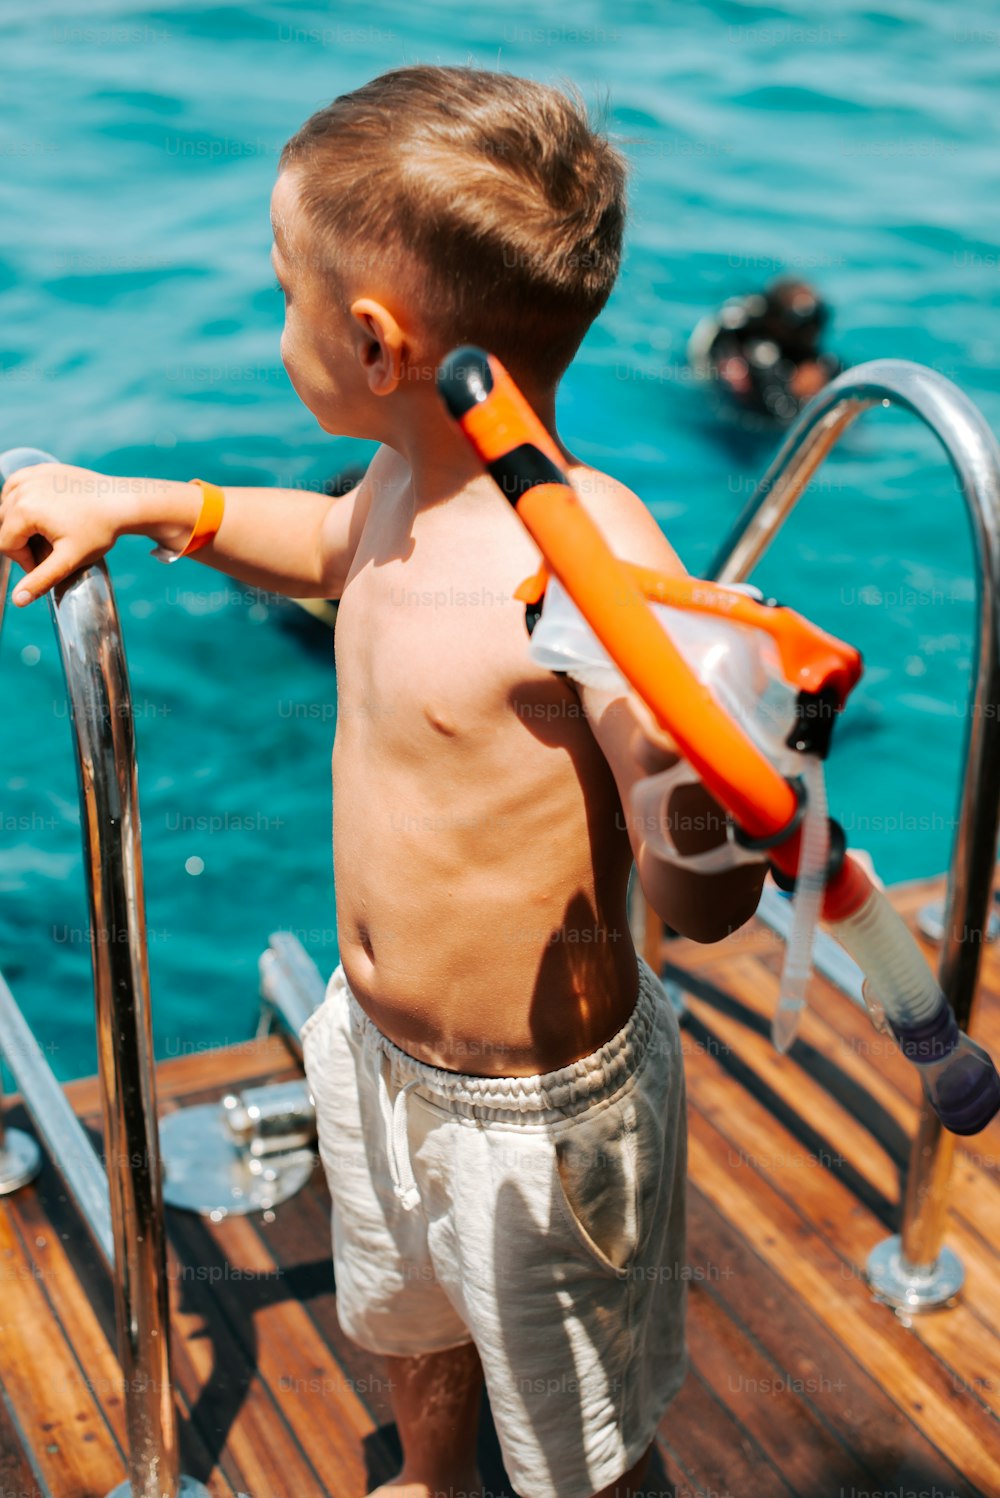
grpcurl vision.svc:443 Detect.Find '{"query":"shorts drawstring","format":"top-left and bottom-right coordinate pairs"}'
top-left (376, 1051), bottom-right (423, 1211)
top-left (351, 956), bottom-right (662, 1219)
top-left (350, 958), bottom-right (658, 1124)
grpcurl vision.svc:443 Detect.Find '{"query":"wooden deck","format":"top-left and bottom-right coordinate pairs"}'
top-left (2, 872), bottom-right (1000, 1497)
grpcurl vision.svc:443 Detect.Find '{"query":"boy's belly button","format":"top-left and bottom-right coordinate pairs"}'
top-left (342, 965), bottom-right (640, 1076)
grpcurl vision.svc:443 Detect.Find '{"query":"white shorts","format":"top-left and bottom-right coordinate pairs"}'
top-left (300, 955), bottom-right (689, 1498)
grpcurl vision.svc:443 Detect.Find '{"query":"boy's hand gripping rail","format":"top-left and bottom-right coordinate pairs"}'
top-left (436, 346), bottom-right (1000, 1137)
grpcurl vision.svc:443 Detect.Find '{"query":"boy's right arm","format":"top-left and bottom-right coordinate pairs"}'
top-left (0, 454), bottom-right (378, 606)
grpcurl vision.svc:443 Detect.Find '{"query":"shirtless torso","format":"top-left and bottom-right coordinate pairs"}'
top-left (332, 445), bottom-right (642, 1077)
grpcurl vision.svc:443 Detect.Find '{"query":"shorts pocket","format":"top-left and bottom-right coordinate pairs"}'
top-left (548, 1076), bottom-right (661, 1280)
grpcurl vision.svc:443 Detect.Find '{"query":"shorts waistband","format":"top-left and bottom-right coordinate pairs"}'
top-left (339, 956), bottom-right (661, 1123)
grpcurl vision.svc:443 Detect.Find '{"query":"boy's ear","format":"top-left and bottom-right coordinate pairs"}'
top-left (349, 296), bottom-right (408, 395)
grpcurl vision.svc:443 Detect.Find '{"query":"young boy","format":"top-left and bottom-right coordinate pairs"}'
top-left (0, 66), bottom-right (767, 1498)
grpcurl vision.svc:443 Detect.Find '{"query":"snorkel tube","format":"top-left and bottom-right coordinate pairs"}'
top-left (436, 346), bottom-right (1000, 1137)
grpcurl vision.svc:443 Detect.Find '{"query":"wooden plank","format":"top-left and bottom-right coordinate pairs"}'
top-left (684, 1091), bottom-right (1000, 1494)
top-left (645, 1439), bottom-right (698, 1498)
top-left (69, 1095), bottom-right (321, 1496)
top-left (136, 1060), bottom-right (407, 1488)
top-left (0, 1202), bottom-right (126, 1496)
top-left (705, 950), bottom-right (1000, 1268)
top-left (687, 1183), bottom-right (981, 1495)
top-left (250, 1161), bottom-right (534, 1497)
top-left (686, 1272), bottom-right (881, 1494)
top-left (950, 1147), bottom-right (1000, 1257)
top-left (183, 1210), bottom-right (384, 1497)
top-left (0, 1377), bottom-right (47, 1498)
top-left (669, 943), bottom-right (1000, 1313)
top-left (663, 918), bottom-right (791, 973)
top-left (4, 1153), bottom-right (233, 1498)
top-left (60, 1034), bottom-right (299, 1117)
top-left (665, 874), bottom-right (1000, 1114)
top-left (750, 931), bottom-right (1000, 1146)
top-left (752, 941), bottom-right (926, 1112)
top-left (723, 950), bottom-right (921, 1136)
top-left (684, 1011), bottom-right (1000, 1399)
top-left (159, 1215), bottom-right (327, 1498)
top-left (656, 1357), bottom-right (799, 1498)
top-left (249, 1164), bottom-right (401, 1436)
top-left (63, 1080), bottom-right (335, 1493)
top-left (676, 954), bottom-right (904, 1209)
top-left (784, 881), bottom-right (1000, 1134)
top-left (3, 1099), bottom-right (239, 1496)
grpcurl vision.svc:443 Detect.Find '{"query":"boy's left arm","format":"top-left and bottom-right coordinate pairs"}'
top-left (566, 475), bottom-right (769, 944)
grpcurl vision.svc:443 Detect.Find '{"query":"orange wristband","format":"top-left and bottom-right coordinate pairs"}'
top-left (150, 479), bottom-right (225, 564)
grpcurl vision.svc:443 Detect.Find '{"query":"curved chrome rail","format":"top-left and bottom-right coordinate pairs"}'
top-left (707, 360), bottom-right (1000, 1311)
top-left (0, 449), bottom-right (208, 1497)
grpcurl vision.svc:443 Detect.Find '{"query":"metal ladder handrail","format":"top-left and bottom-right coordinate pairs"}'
top-left (0, 450), bottom-right (208, 1497)
top-left (706, 359), bottom-right (1000, 1307)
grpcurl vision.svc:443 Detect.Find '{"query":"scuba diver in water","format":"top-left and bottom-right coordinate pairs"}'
top-left (688, 277), bottom-right (844, 427)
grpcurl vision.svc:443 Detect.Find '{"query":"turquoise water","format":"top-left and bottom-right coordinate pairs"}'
top-left (1, 0), bottom-right (998, 1079)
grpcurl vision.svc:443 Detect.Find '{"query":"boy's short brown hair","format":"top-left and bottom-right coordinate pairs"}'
top-left (280, 65), bottom-right (629, 387)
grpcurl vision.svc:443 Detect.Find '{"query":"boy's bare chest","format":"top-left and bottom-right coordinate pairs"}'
top-left (334, 515), bottom-right (557, 738)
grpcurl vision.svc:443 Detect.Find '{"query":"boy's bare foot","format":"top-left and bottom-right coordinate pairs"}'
top-left (368, 1464), bottom-right (484, 1497)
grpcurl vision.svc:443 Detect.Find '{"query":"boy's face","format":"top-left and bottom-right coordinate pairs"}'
top-left (271, 169), bottom-right (414, 440)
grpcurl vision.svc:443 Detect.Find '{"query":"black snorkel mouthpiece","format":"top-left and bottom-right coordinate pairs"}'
top-left (437, 346), bottom-right (493, 418)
